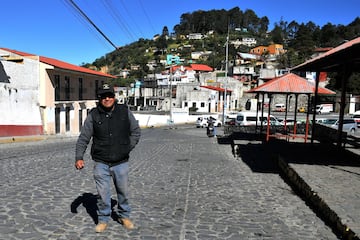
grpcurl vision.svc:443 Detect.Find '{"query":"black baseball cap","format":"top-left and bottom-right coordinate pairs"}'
top-left (97, 84), bottom-right (115, 97)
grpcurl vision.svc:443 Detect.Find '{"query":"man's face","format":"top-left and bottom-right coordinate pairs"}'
top-left (100, 93), bottom-right (116, 109)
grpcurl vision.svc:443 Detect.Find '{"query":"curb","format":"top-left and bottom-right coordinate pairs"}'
top-left (278, 156), bottom-right (359, 240)
top-left (0, 135), bottom-right (47, 144)
top-left (0, 124), bottom-right (192, 144)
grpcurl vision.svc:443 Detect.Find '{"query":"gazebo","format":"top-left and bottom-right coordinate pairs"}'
top-left (291, 37), bottom-right (360, 147)
top-left (247, 73), bottom-right (335, 141)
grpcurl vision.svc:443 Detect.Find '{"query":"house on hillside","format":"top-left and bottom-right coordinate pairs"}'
top-left (175, 84), bottom-right (232, 113)
top-left (187, 33), bottom-right (204, 40)
top-left (0, 48), bottom-right (116, 137)
top-left (138, 63), bottom-right (243, 112)
top-left (231, 37), bottom-right (257, 48)
top-left (250, 43), bottom-right (285, 56)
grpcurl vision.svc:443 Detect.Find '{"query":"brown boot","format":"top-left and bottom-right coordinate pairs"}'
top-left (119, 218), bottom-right (134, 230)
top-left (95, 222), bottom-right (108, 233)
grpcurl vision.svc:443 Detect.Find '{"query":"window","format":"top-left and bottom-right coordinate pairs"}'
top-left (78, 78), bottom-right (83, 100)
top-left (236, 115), bottom-right (244, 121)
top-left (184, 102), bottom-right (188, 107)
top-left (259, 117), bottom-right (268, 121)
top-left (247, 116), bottom-right (257, 121)
top-left (200, 102), bottom-right (205, 107)
top-left (343, 119), bottom-right (355, 124)
top-left (95, 80), bottom-right (99, 97)
top-left (65, 76), bottom-right (70, 100)
top-left (55, 75), bottom-right (60, 101)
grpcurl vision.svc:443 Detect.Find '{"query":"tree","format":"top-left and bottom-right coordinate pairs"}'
top-left (271, 24), bottom-right (284, 44)
top-left (327, 72), bottom-right (360, 95)
top-left (155, 35), bottom-right (167, 55)
top-left (162, 26), bottom-right (169, 37)
top-left (286, 21), bottom-right (300, 41)
top-left (288, 23), bottom-right (317, 62)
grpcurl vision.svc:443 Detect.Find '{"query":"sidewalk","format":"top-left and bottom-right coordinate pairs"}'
top-left (275, 141), bottom-right (360, 240)
top-left (226, 131), bottom-right (360, 240)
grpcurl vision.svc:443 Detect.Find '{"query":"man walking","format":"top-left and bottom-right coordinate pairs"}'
top-left (75, 84), bottom-right (141, 233)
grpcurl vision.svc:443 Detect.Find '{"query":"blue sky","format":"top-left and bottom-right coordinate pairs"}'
top-left (1, 0), bottom-right (359, 65)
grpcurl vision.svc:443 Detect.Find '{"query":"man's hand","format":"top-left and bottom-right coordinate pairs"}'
top-left (75, 160), bottom-right (85, 170)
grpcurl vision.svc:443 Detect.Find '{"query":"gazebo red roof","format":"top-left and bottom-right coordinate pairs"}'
top-left (247, 73), bottom-right (335, 95)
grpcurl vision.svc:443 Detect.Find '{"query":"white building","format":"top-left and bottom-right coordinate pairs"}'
top-left (0, 48), bottom-right (115, 137)
top-left (231, 37), bottom-right (257, 48)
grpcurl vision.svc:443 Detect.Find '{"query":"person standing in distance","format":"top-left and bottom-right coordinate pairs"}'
top-left (75, 83), bottom-right (141, 233)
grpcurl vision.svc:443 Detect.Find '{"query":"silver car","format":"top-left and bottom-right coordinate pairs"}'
top-left (330, 118), bottom-right (357, 134)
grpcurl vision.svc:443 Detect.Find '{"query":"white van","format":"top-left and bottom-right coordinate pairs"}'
top-left (274, 103), bottom-right (286, 112)
top-left (235, 111), bottom-right (280, 126)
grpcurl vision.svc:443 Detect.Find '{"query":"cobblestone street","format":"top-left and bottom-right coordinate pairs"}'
top-left (0, 126), bottom-right (338, 239)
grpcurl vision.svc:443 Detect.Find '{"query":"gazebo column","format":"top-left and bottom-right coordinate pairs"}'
top-left (284, 94), bottom-right (289, 132)
top-left (266, 94), bottom-right (272, 141)
top-left (293, 94), bottom-right (299, 136)
top-left (305, 94), bottom-right (311, 143)
top-left (311, 72), bottom-right (321, 144)
top-left (337, 65), bottom-right (351, 148)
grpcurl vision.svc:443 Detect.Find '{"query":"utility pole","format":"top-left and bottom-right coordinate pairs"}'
top-left (222, 25), bottom-right (229, 125)
top-left (169, 66), bottom-right (173, 125)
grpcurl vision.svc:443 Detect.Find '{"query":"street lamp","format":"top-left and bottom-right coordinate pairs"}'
top-left (222, 26), bottom-right (229, 125)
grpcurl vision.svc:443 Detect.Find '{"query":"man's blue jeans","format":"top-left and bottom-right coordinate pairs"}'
top-left (93, 161), bottom-right (131, 223)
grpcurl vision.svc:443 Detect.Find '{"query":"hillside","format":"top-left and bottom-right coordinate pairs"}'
top-left (83, 7), bottom-right (360, 93)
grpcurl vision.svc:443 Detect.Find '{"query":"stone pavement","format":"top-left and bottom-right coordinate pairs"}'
top-left (273, 141), bottom-right (360, 239)
top-left (0, 125), bottom-right (357, 239)
top-left (226, 131), bottom-right (360, 240)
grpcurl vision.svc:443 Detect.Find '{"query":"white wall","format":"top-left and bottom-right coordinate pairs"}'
top-left (134, 111), bottom-right (198, 128)
top-left (0, 56), bottom-right (42, 126)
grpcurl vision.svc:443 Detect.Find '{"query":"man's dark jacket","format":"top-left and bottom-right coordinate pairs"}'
top-left (75, 104), bottom-right (141, 166)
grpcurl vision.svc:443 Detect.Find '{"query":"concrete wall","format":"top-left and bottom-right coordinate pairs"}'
top-left (0, 55), bottom-right (43, 136)
top-left (134, 110), bottom-right (199, 128)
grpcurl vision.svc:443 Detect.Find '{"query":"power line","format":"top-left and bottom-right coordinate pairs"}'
top-left (137, 0), bottom-right (156, 34)
top-left (67, 0), bottom-right (119, 50)
top-left (61, 0), bottom-right (111, 51)
top-left (118, 0), bottom-right (145, 37)
top-left (100, 0), bottom-right (137, 42)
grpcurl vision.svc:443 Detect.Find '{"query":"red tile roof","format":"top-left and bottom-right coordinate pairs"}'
top-left (201, 85), bottom-right (232, 92)
top-left (170, 64), bottom-right (213, 72)
top-left (171, 65), bottom-right (192, 72)
top-left (0, 48), bottom-right (116, 78)
top-left (247, 73), bottom-right (335, 95)
top-left (190, 64), bottom-right (213, 71)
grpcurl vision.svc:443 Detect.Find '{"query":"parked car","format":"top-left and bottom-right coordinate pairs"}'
top-left (225, 118), bottom-right (236, 126)
top-left (280, 118), bottom-right (302, 125)
top-left (352, 110), bottom-right (360, 126)
top-left (297, 106), bottom-right (307, 113)
top-left (317, 118), bottom-right (337, 125)
top-left (235, 111), bottom-right (281, 126)
top-left (196, 116), bottom-right (222, 128)
top-left (330, 118), bottom-right (357, 134)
